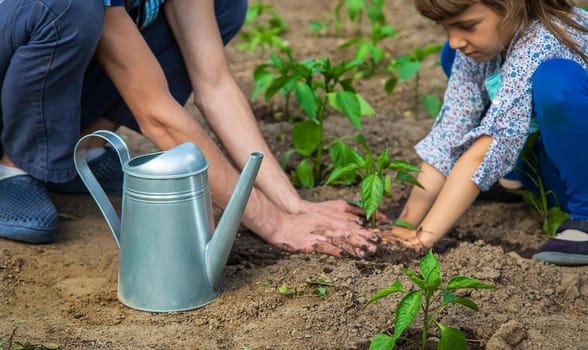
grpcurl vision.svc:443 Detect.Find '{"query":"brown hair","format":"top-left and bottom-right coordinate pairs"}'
top-left (414, 0), bottom-right (588, 62)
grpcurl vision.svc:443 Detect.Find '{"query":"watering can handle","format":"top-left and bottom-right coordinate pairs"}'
top-left (74, 130), bottom-right (131, 248)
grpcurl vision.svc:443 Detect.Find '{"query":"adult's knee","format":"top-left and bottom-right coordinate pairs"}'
top-left (45, 0), bottom-right (104, 53)
top-left (215, 0), bottom-right (248, 45)
top-left (532, 59), bottom-right (588, 119)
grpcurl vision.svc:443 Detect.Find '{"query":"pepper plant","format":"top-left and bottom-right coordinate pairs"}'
top-left (238, 2), bottom-right (289, 53)
top-left (253, 55), bottom-right (375, 187)
top-left (334, 0), bottom-right (388, 35)
top-left (325, 135), bottom-right (421, 228)
top-left (367, 250), bottom-right (496, 350)
top-left (385, 44), bottom-right (443, 114)
top-left (509, 133), bottom-right (569, 236)
top-left (337, 0), bottom-right (396, 77)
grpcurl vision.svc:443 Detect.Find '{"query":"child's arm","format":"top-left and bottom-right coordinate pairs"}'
top-left (392, 135), bottom-right (492, 249)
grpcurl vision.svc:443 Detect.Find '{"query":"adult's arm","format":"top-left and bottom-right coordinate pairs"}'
top-left (94, 6), bottom-right (379, 257)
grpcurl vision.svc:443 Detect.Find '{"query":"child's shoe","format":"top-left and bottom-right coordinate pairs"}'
top-left (533, 219), bottom-right (588, 266)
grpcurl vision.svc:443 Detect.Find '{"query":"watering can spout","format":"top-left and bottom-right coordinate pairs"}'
top-left (206, 152), bottom-right (264, 291)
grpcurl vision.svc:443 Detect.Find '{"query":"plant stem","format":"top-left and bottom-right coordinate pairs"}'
top-left (314, 95), bottom-right (327, 180)
top-left (421, 295), bottom-right (430, 350)
top-left (414, 72), bottom-right (420, 115)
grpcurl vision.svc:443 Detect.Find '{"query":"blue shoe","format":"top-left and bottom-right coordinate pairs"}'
top-left (533, 219), bottom-right (588, 266)
top-left (47, 147), bottom-right (123, 195)
top-left (0, 175), bottom-right (57, 243)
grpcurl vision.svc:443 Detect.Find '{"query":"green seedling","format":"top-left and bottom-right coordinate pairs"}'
top-left (254, 54), bottom-right (375, 187)
top-left (509, 133), bottom-right (569, 237)
top-left (338, 22), bottom-right (397, 77)
top-left (326, 135), bottom-right (421, 228)
top-left (334, 0), bottom-right (388, 35)
top-left (14, 342), bottom-right (60, 350)
top-left (305, 277), bottom-right (337, 299)
top-left (367, 250), bottom-right (496, 350)
top-left (238, 2), bottom-right (289, 53)
top-left (386, 44), bottom-right (443, 114)
top-left (278, 284), bottom-right (299, 298)
top-left (258, 278), bottom-right (273, 286)
top-left (307, 16), bottom-right (332, 36)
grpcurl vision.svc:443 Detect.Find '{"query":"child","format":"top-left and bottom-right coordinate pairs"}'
top-left (390, 0), bottom-right (588, 265)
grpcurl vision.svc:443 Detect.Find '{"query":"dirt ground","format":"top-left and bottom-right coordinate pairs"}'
top-left (1, 1), bottom-right (587, 349)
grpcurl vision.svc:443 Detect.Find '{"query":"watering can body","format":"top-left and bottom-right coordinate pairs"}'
top-left (74, 130), bottom-right (263, 312)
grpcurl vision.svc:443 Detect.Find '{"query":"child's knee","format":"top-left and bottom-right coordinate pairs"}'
top-left (532, 59), bottom-right (586, 113)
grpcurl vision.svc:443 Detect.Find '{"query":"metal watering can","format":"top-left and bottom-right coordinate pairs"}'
top-left (73, 130), bottom-right (263, 312)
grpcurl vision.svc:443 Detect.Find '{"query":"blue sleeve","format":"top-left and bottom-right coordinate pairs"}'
top-left (104, 0), bottom-right (125, 6)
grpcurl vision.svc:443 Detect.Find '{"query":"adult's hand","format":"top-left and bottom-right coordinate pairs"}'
top-left (265, 210), bottom-right (381, 258)
top-left (295, 199), bottom-right (389, 222)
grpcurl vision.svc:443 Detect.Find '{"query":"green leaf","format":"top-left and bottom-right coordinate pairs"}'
top-left (420, 250), bottom-right (442, 293)
top-left (422, 94), bottom-right (442, 118)
top-left (545, 207), bottom-right (570, 237)
top-left (398, 61), bottom-right (421, 80)
top-left (280, 149), bottom-right (296, 170)
top-left (437, 323), bottom-right (467, 350)
top-left (393, 291), bottom-right (422, 339)
top-left (292, 120), bottom-right (321, 157)
top-left (376, 148), bottom-right (390, 174)
top-left (335, 91), bottom-right (362, 129)
top-left (395, 171), bottom-right (423, 189)
top-left (446, 276), bottom-right (496, 290)
top-left (384, 76), bottom-right (398, 95)
top-left (366, 280), bottom-right (406, 305)
top-left (389, 160), bottom-right (421, 173)
top-left (383, 174), bottom-right (392, 197)
top-left (347, 0), bottom-right (364, 20)
top-left (393, 220), bottom-right (415, 229)
top-left (441, 289), bottom-right (479, 311)
top-left (294, 82), bottom-right (318, 119)
top-left (402, 268), bottom-right (425, 290)
top-left (369, 334), bottom-right (396, 350)
top-left (415, 43), bottom-right (443, 60)
top-left (330, 139), bottom-right (357, 167)
top-left (356, 93), bottom-right (376, 116)
top-left (296, 159), bottom-right (315, 188)
top-left (265, 75), bottom-right (294, 101)
top-left (361, 174), bottom-right (385, 220)
top-left (325, 164), bottom-right (360, 185)
top-left (252, 70), bottom-right (275, 100)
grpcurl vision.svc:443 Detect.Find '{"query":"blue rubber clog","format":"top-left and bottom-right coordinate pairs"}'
top-left (0, 175), bottom-right (57, 243)
top-left (47, 147), bottom-right (123, 195)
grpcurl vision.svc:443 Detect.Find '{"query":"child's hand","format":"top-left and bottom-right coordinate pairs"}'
top-left (378, 226), bottom-right (425, 252)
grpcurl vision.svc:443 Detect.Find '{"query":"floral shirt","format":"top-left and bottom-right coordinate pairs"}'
top-left (415, 8), bottom-right (588, 191)
top-left (103, 0), bottom-right (166, 29)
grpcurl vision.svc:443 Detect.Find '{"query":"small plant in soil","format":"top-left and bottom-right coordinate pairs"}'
top-left (238, 2), bottom-right (289, 53)
top-left (366, 250), bottom-right (496, 350)
top-left (325, 135), bottom-right (421, 228)
top-left (385, 44), bottom-right (443, 114)
top-left (509, 133), bottom-right (569, 237)
top-left (278, 277), bottom-right (337, 300)
top-left (334, 0), bottom-right (388, 36)
top-left (253, 54), bottom-right (375, 187)
top-left (336, 0), bottom-right (396, 77)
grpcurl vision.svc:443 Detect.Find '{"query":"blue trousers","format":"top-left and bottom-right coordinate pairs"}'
top-left (441, 42), bottom-right (588, 219)
top-left (0, 0), bottom-right (247, 183)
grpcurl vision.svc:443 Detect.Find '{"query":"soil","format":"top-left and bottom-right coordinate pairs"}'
top-left (1, 1), bottom-right (588, 349)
